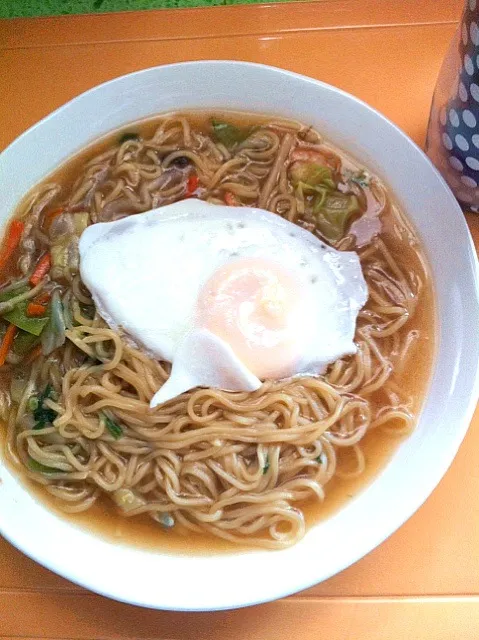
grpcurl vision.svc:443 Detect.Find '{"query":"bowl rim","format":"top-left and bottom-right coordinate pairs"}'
top-left (1, 60), bottom-right (479, 612)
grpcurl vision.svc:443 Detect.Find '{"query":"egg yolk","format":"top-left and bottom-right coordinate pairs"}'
top-left (197, 257), bottom-right (304, 379)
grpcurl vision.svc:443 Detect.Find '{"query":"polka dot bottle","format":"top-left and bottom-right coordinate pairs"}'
top-left (426, 0), bottom-right (479, 210)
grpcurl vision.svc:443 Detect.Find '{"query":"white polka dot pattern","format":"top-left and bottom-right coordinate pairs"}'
top-left (471, 21), bottom-right (479, 46)
top-left (465, 54), bottom-right (474, 75)
top-left (442, 132), bottom-right (453, 150)
top-left (449, 108), bottom-right (460, 126)
top-left (471, 82), bottom-right (479, 101)
top-left (463, 109), bottom-right (477, 127)
top-left (426, 1), bottom-right (479, 210)
top-left (462, 175), bottom-right (478, 187)
top-left (466, 156), bottom-right (479, 170)
top-left (450, 156), bottom-right (464, 171)
top-left (456, 133), bottom-right (470, 151)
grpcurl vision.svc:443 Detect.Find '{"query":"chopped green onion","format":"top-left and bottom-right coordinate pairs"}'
top-left (211, 120), bottom-right (252, 148)
top-left (350, 169), bottom-right (370, 188)
top-left (31, 383), bottom-right (57, 429)
top-left (153, 512), bottom-right (175, 529)
top-left (27, 396), bottom-right (39, 412)
top-left (263, 456), bottom-right (270, 474)
top-left (102, 412), bottom-right (123, 439)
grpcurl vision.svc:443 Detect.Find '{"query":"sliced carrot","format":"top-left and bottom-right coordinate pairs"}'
top-left (0, 324), bottom-right (17, 367)
top-left (30, 253), bottom-right (51, 287)
top-left (27, 302), bottom-right (47, 317)
top-left (0, 220), bottom-right (24, 274)
top-left (43, 207), bottom-right (64, 231)
top-left (224, 191), bottom-right (240, 206)
top-left (186, 174), bottom-right (199, 196)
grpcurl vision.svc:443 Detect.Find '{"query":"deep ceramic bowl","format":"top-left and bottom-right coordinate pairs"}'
top-left (1, 61), bottom-right (479, 612)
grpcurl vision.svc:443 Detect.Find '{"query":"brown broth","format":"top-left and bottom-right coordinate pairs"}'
top-left (0, 111), bottom-right (436, 554)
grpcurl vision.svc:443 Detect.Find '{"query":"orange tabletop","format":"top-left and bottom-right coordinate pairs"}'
top-left (2, 1), bottom-right (479, 638)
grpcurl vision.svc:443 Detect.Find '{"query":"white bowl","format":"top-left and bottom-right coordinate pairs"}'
top-left (1, 61), bottom-right (479, 612)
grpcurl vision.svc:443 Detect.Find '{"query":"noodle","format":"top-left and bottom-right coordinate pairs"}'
top-left (0, 111), bottom-right (431, 550)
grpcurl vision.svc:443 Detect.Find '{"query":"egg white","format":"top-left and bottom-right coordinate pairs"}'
top-left (79, 199), bottom-right (368, 406)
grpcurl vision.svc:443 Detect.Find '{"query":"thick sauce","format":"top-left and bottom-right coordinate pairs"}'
top-left (0, 111), bottom-right (436, 554)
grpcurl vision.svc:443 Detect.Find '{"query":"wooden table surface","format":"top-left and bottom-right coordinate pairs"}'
top-left (2, 1), bottom-right (479, 638)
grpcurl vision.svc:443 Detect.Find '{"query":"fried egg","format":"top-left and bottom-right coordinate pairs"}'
top-left (79, 199), bottom-right (368, 407)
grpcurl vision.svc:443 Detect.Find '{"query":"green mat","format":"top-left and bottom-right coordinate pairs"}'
top-left (2, 0), bottom-right (291, 19)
